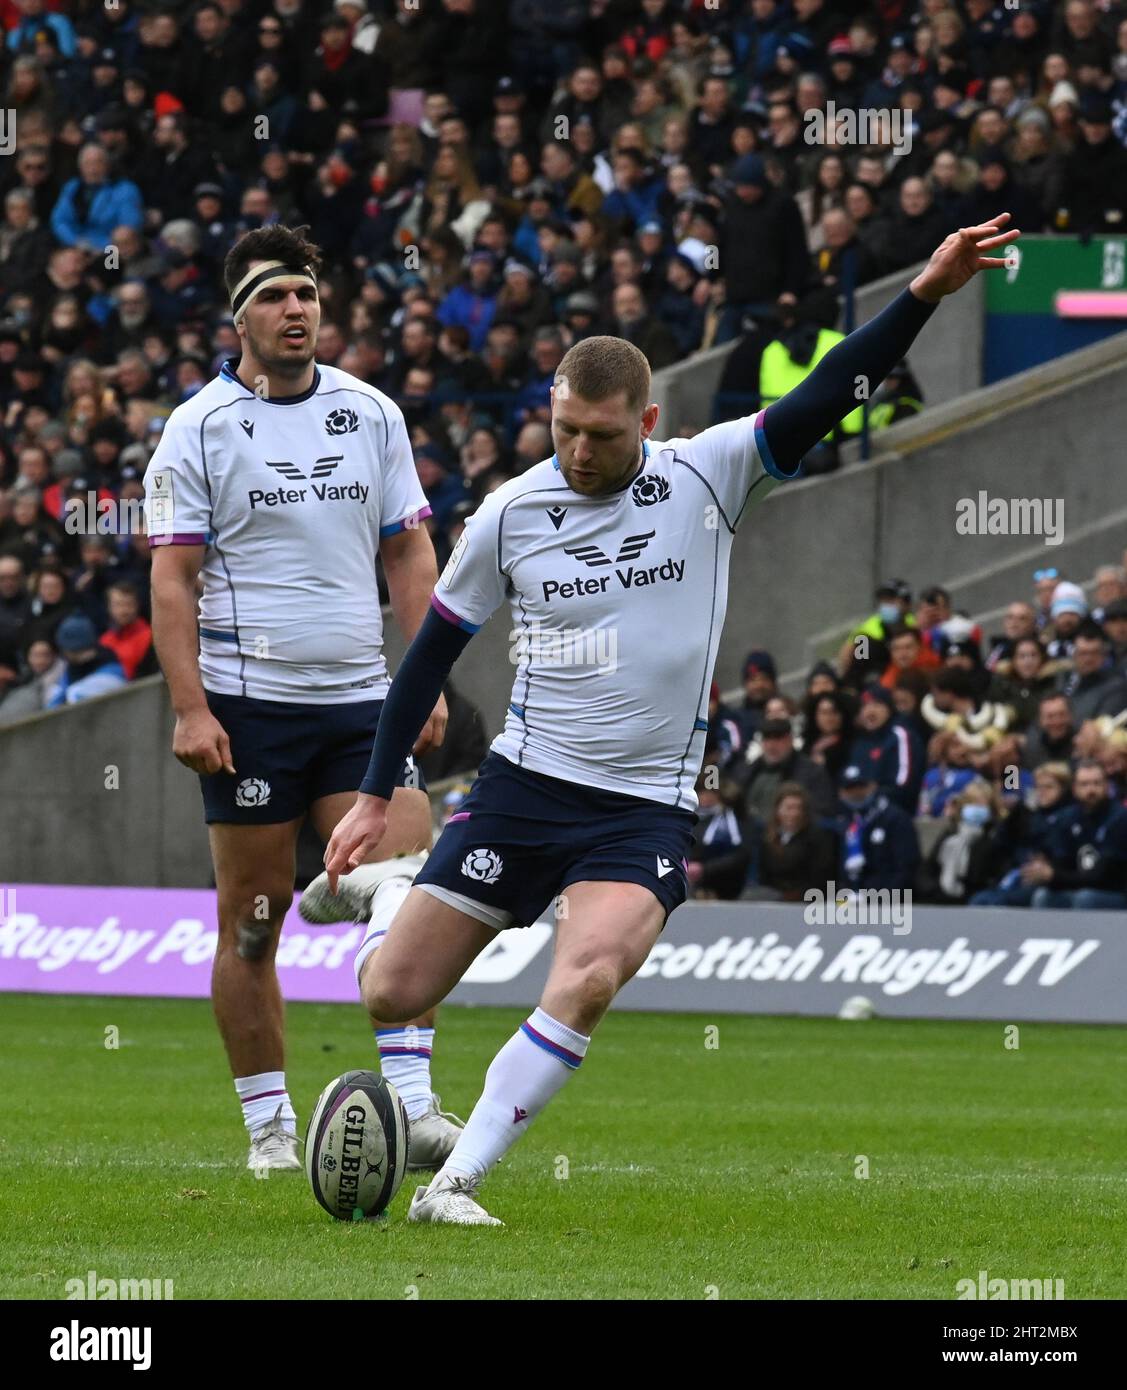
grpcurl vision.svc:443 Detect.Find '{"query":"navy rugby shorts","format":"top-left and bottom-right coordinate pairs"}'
top-left (414, 752), bottom-right (696, 928)
top-left (200, 690), bottom-right (423, 824)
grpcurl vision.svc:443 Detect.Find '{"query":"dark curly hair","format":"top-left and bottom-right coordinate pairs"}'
top-left (222, 224), bottom-right (323, 305)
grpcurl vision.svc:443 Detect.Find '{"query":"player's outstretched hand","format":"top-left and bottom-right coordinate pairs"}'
top-left (173, 708), bottom-right (235, 776)
top-left (413, 692), bottom-right (448, 756)
top-left (910, 213), bottom-right (1021, 304)
top-left (324, 794), bottom-right (389, 894)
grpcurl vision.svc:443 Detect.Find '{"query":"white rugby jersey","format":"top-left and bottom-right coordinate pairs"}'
top-left (143, 361), bottom-right (430, 703)
top-left (432, 412), bottom-right (796, 809)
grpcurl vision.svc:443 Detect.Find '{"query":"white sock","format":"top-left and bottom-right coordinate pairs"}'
top-left (235, 1071), bottom-right (296, 1137)
top-left (354, 876), bottom-right (412, 984)
top-left (356, 875), bottom-right (435, 1122)
top-left (376, 1027), bottom-right (435, 1121)
top-left (435, 1007), bottom-right (590, 1184)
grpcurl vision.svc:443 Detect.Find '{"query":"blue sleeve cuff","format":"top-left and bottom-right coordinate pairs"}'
top-left (753, 408), bottom-right (803, 481)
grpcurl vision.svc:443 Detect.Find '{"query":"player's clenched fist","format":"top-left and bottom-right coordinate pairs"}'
top-left (172, 708), bottom-right (236, 776)
top-left (324, 794), bottom-right (389, 893)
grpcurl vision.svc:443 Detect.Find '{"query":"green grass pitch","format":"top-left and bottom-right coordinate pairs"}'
top-left (2, 993), bottom-right (1125, 1300)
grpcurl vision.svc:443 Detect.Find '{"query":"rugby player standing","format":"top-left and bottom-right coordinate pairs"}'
top-left (145, 226), bottom-right (463, 1172)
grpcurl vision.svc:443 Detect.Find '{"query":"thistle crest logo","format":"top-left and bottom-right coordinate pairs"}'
top-left (632, 473), bottom-right (670, 507)
top-left (324, 406), bottom-right (359, 436)
top-left (461, 848), bottom-right (503, 884)
top-left (235, 777), bottom-right (271, 808)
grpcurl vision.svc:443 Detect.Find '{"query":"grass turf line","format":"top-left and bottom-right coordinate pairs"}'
top-left (1, 993), bottom-right (1124, 1300)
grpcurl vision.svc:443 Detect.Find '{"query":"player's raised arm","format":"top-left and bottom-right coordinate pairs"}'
top-left (758, 215), bottom-right (1021, 475)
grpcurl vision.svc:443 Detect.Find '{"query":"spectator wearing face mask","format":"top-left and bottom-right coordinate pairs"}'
top-left (744, 781), bottom-right (838, 902)
top-left (1022, 760), bottom-right (1127, 910)
top-left (836, 578), bottom-right (914, 675)
top-left (834, 763), bottom-right (920, 894)
top-left (917, 730), bottom-right (979, 818)
top-left (970, 762), bottom-right (1074, 908)
top-left (686, 769), bottom-right (752, 900)
top-left (847, 683), bottom-right (924, 813)
top-left (917, 779), bottom-right (1008, 905)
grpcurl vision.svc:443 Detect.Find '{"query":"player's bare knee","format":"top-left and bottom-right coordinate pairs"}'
top-left (566, 963), bottom-right (620, 1026)
top-left (362, 966), bottom-right (427, 1024)
top-left (235, 918), bottom-right (276, 961)
top-left (220, 890), bottom-right (289, 962)
top-left (362, 982), bottom-right (413, 1024)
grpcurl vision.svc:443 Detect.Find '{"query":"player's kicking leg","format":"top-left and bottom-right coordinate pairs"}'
top-left (303, 787), bottom-right (467, 1169)
top-left (405, 880), bottom-right (665, 1226)
top-left (339, 883), bottom-right (507, 1220)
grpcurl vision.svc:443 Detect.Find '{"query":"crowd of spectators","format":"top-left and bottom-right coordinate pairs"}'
top-left (692, 561), bottom-right (1127, 909)
top-left (1, 2), bottom-right (1126, 774)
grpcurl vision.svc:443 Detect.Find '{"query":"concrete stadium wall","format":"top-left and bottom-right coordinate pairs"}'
top-left (649, 262), bottom-right (984, 433)
top-left (0, 677), bottom-right (210, 888)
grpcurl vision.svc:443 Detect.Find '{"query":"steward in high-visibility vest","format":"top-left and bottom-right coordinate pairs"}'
top-left (759, 326), bottom-right (865, 438)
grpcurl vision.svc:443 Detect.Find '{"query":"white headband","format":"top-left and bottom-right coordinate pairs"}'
top-left (231, 260), bottom-right (317, 325)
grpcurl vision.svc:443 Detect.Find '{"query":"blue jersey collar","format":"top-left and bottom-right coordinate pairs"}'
top-left (221, 358), bottom-right (321, 403)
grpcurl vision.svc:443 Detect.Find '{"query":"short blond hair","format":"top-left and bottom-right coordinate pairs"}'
top-left (556, 335), bottom-right (651, 414)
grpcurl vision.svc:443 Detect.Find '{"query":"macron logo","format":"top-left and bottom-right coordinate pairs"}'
top-left (656, 856), bottom-right (675, 879)
top-left (513, 1106), bottom-right (528, 1124)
